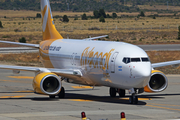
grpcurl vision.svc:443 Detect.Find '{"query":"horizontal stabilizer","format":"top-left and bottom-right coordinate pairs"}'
top-left (84, 35), bottom-right (108, 40)
top-left (0, 40), bottom-right (39, 48)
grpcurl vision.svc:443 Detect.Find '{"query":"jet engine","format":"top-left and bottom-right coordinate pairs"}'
top-left (144, 70), bottom-right (168, 92)
top-left (32, 72), bottom-right (61, 95)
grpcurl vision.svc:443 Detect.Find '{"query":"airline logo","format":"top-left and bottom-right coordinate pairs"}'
top-left (81, 47), bottom-right (115, 70)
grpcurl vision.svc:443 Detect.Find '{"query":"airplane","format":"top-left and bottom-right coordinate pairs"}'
top-left (0, 0), bottom-right (180, 104)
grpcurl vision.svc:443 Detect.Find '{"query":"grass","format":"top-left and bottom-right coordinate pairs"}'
top-left (1, 15), bottom-right (180, 45)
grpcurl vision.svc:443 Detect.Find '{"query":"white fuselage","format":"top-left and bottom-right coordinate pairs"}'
top-left (40, 39), bottom-right (152, 90)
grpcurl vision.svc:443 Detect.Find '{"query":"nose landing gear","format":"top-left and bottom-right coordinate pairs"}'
top-left (129, 88), bottom-right (139, 104)
top-left (129, 93), bottom-right (138, 104)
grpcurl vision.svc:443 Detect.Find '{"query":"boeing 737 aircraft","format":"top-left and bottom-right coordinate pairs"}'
top-left (0, 0), bottom-right (180, 104)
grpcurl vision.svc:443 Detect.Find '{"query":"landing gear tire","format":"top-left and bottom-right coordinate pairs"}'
top-left (58, 87), bottom-right (65, 98)
top-left (118, 89), bottom-right (125, 97)
top-left (49, 95), bottom-right (55, 98)
top-left (109, 87), bottom-right (116, 97)
top-left (129, 94), bottom-right (138, 104)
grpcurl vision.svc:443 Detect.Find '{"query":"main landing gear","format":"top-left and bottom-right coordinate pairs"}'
top-left (49, 86), bottom-right (65, 99)
top-left (109, 87), bottom-right (125, 97)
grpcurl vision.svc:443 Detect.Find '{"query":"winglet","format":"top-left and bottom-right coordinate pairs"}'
top-left (41, 0), bottom-right (63, 40)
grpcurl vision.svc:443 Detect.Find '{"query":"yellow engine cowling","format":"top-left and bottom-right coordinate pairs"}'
top-left (144, 70), bottom-right (168, 93)
top-left (32, 72), bottom-right (62, 95)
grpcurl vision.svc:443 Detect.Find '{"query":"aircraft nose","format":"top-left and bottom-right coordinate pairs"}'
top-left (132, 63), bottom-right (151, 87)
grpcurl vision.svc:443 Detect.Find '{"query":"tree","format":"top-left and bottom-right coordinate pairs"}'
top-left (99, 16), bottom-right (105, 22)
top-left (106, 14), bottom-right (111, 18)
top-left (93, 10), bottom-right (99, 18)
top-left (178, 26), bottom-right (180, 40)
top-left (0, 21), bottom-right (3, 28)
top-left (112, 13), bottom-right (117, 18)
top-left (36, 13), bottom-right (41, 18)
top-left (81, 13), bottom-right (88, 20)
top-left (62, 15), bottom-right (69, 22)
top-left (139, 11), bottom-right (145, 17)
top-left (19, 37), bottom-right (26, 43)
top-left (99, 9), bottom-right (106, 18)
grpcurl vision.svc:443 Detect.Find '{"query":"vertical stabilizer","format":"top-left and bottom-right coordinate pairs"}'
top-left (41, 0), bottom-right (63, 40)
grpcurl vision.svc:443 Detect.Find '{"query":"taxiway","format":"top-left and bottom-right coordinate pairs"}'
top-left (0, 69), bottom-right (180, 120)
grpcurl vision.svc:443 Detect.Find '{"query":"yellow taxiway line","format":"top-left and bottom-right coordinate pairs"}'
top-left (8, 76), bottom-right (34, 79)
top-left (146, 103), bottom-right (180, 111)
top-left (71, 86), bottom-right (93, 89)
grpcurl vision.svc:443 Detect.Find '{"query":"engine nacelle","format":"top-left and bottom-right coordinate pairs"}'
top-left (32, 72), bottom-right (61, 95)
top-left (144, 70), bottom-right (168, 93)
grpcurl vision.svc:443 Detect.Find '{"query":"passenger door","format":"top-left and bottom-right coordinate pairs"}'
top-left (110, 52), bottom-right (119, 73)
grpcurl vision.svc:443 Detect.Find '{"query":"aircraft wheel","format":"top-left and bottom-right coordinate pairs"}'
top-left (129, 94), bottom-right (138, 104)
top-left (129, 96), bottom-right (133, 104)
top-left (58, 87), bottom-right (65, 98)
top-left (109, 87), bottom-right (116, 97)
top-left (118, 89), bottom-right (125, 97)
top-left (134, 96), bottom-right (138, 104)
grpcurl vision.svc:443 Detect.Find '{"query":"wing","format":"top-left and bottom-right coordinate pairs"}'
top-left (0, 40), bottom-right (39, 48)
top-left (0, 64), bottom-right (82, 78)
top-left (152, 60), bottom-right (180, 68)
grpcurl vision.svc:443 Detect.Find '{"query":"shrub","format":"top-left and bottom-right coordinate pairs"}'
top-left (112, 13), bottom-right (117, 18)
top-left (74, 17), bottom-right (78, 20)
top-left (2, 35), bottom-right (10, 38)
top-left (106, 14), bottom-right (111, 18)
top-left (19, 37), bottom-right (26, 43)
top-left (178, 26), bottom-right (180, 40)
top-left (62, 15), bottom-right (69, 22)
top-left (99, 16), bottom-right (105, 22)
top-left (14, 29), bottom-right (20, 32)
top-left (0, 21), bottom-right (3, 28)
top-left (82, 13), bottom-right (88, 20)
top-left (36, 13), bottom-right (41, 18)
top-left (88, 27), bottom-right (100, 30)
top-left (139, 11), bottom-right (145, 17)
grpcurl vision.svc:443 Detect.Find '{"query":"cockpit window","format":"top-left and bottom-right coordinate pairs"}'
top-left (131, 58), bottom-right (141, 62)
top-left (141, 57), bottom-right (149, 62)
top-left (122, 57), bottom-right (130, 64)
top-left (123, 57), bottom-right (150, 64)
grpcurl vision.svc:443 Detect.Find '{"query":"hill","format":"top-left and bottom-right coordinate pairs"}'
top-left (0, 0), bottom-right (180, 13)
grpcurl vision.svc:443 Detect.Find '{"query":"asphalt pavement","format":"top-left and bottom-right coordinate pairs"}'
top-left (0, 69), bottom-right (179, 120)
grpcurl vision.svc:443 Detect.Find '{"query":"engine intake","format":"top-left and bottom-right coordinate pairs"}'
top-left (33, 72), bottom-right (61, 95)
top-left (144, 70), bottom-right (168, 92)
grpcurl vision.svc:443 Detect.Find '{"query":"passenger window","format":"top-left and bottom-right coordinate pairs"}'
top-left (122, 57), bottom-right (130, 64)
top-left (141, 57), bottom-right (149, 62)
top-left (131, 58), bottom-right (141, 62)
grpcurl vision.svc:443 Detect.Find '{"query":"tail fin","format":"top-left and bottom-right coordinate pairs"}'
top-left (41, 0), bottom-right (63, 40)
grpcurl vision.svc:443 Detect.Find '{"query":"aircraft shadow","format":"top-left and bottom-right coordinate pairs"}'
top-left (32, 93), bottom-right (147, 105)
top-left (139, 93), bottom-right (180, 99)
top-left (1, 92), bottom-right (179, 105)
top-left (0, 92), bottom-right (146, 105)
